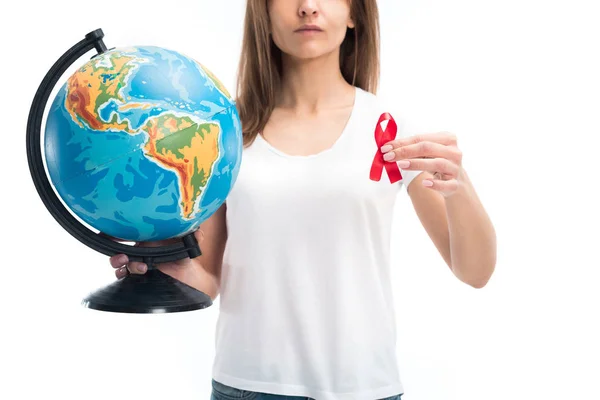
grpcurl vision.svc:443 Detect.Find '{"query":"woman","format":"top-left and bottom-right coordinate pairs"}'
top-left (110, 0), bottom-right (496, 399)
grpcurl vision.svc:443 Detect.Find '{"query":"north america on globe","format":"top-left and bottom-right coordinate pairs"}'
top-left (44, 46), bottom-right (242, 242)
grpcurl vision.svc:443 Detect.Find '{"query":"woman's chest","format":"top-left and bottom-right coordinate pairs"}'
top-left (260, 105), bottom-right (355, 158)
top-left (226, 133), bottom-right (402, 214)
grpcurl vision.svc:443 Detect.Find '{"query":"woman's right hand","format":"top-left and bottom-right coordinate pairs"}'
top-left (108, 231), bottom-right (204, 279)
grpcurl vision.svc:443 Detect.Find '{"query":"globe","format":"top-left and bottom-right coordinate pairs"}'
top-left (44, 45), bottom-right (242, 243)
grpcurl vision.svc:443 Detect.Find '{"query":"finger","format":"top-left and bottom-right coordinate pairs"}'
top-left (422, 177), bottom-right (459, 193)
top-left (385, 141), bottom-right (455, 162)
top-left (127, 261), bottom-right (148, 274)
top-left (109, 254), bottom-right (129, 269)
top-left (383, 132), bottom-right (457, 150)
top-left (395, 157), bottom-right (460, 178)
top-left (115, 267), bottom-right (129, 279)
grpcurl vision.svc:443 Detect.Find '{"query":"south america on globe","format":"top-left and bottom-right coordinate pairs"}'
top-left (44, 46), bottom-right (242, 242)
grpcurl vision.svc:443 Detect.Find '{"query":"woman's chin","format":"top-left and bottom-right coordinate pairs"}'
top-left (287, 46), bottom-right (338, 62)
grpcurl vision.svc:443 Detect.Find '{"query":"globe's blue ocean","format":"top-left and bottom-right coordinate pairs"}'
top-left (45, 46), bottom-right (242, 242)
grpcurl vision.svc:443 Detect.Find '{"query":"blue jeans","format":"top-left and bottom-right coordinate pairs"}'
top-left (211, 379), bottom-right (403, 400)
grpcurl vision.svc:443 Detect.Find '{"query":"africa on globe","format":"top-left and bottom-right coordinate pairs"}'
top-left (44, 46), bottom-right (242, 242)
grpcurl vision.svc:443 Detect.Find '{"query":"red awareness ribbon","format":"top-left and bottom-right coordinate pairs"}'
top-left (369, 112), bottom-right (403, 183)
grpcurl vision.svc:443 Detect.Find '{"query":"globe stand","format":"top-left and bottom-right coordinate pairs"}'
top-left (82, 267), bottom-right (212, 314)
top-left (26, 28), bottom-right (213, 313)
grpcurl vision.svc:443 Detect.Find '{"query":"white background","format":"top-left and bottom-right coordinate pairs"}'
top-left (1, 0), bottom-right (599, 399)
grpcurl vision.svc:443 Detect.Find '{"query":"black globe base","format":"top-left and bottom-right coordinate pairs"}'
top-left (81, 269), bottom-right (213, 314)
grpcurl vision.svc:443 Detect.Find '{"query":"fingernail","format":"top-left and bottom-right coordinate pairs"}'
top-left (118, 255), bottom-right (128, 264)
top-left (422, 180), bottom-right (434, 187)
top-left (138, 264), bottom-right (147, 273)
top-left (380, 145), bottom-right (392, 153)
top-left (398, 160), bottom-right (410, 168)
top-left (383, 152), bottom-right (395, 161)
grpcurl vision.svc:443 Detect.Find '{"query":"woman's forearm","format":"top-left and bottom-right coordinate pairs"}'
top-left (445, 168), bottom-right (497, 288)
top-left (171, 259), bottom-right (221, 300)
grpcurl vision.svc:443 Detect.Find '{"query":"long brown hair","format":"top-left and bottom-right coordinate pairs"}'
top-left (235, 0), bottom-right (381, 147)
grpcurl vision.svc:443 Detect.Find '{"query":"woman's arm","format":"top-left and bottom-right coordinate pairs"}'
top-left (408, 167), bottom-right (496, 288)
top-left (176, 203), bottom-right (228, 300)
top-left (444, 167), bottom-right (496, 288)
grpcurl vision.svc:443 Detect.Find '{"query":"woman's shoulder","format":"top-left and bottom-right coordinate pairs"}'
top-left (356, 86), bottom-right (397, 113)
top-left (355, 87), bottom-right (402, 124)
top-left (354, 87), bottom-right (429, 139)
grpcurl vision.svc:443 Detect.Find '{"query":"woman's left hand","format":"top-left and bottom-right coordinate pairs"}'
top-left (380, 132), bottom-right (463, 198)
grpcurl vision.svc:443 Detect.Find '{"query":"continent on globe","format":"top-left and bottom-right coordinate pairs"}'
top-left (66, 52), bottom-right (139, 132)
top-left (142, 114), bottom-right (220, 219)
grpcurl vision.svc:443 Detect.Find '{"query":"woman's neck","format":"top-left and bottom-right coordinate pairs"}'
top-left (278, 49), bottom-right (355, 114)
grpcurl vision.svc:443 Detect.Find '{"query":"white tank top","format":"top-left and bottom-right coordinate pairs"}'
top-left (212, 87), bottom-right (423, 400)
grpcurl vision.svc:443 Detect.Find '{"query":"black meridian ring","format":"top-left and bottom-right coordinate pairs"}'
top-left (25, 28), bottom-right (202, 269)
